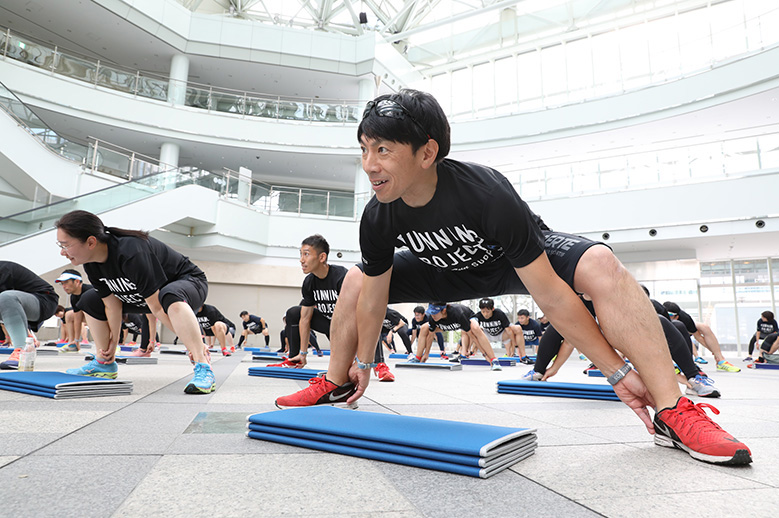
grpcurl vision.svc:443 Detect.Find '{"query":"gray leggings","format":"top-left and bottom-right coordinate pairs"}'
top-left (0, 290), bottom-right (40, 347)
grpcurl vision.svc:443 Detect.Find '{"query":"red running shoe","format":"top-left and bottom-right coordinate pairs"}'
top-left (653, 397), bottom-right (752, 465)
top-left (275, 376), bottom-right (357, 408)
top-left (374, 362), bottom-right (395, 382)
top-left (267, 358), bottom-right (302, 368)
top-left (221, 348), bottom-right (232, 357)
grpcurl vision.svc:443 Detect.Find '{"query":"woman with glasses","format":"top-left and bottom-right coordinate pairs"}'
top-left (54, 210), bottom-right (215, 393)
top-left (0, 261), bottom-right (58, 366)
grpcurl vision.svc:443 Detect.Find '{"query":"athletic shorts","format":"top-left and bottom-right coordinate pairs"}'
top-left (204, 324), bottom-right (236, 337)
top-left (360, 230), bottom-right (606, 304)
top-left (485, 331), bottom-right (510, 345)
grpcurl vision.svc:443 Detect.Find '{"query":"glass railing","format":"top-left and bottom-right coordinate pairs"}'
top-left (0, 168), bottom-right (215, 246)
top-left (0, 78), bottom-right (363, 222)
top-left (0, 26), bottom-right (363, 123)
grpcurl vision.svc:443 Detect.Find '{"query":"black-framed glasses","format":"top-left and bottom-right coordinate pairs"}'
top-left (362, 99), bottom-right (430, 139)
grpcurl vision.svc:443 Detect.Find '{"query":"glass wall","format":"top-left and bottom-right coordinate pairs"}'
top-left (635, 259), bottom-right (779, 355)
top-left (423, 2), bottom-right (779, 120)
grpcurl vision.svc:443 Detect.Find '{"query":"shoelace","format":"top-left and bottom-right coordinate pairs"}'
top-left (307, 376), bottom-right (327, 387)
top-left (674, 401), bottom-right (723, 435)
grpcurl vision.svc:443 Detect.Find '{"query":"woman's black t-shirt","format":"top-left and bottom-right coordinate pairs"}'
top-left (0, 261), bottom-right (59, 330)
top-left (84, 235), bottom-right (203, 309)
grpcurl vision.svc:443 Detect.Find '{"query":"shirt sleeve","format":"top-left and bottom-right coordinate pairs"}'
top-left (359, 199), bottom-right (397, 277)
top-left (482, 177), bottom-right (545, 269)
top-left (300, 275), bottom-right (315, 307)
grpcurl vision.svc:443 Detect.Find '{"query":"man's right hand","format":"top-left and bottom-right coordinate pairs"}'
top-left (346, 362), bottom-right (371, 404)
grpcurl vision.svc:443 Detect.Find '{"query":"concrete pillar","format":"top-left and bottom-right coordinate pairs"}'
top-left (237, 166), bottom-right (252, 204)
top-left (159, 142), bottom-right (180, 170)
top-left (167, 54), bottom-right (190, 105)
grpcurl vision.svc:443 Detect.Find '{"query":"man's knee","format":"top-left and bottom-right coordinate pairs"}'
top-left (576, 245), bottom-right (630, 293)
top-left (338, 266), bottom-right (364, 304)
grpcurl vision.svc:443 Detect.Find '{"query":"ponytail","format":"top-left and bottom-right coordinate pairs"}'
top-left (55, 210), bottom-right (149, 243)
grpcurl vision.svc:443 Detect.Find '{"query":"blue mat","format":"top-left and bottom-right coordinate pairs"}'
top-left (753, 363), bottom-right (779, 369)
top-left (497, 380), bottom-right (619, 401)
top-left (586, 370), bottom-right (605, 377)
top-left (0, 347), bottom-right (15, 355)
top-left (389, 353), bottom-right (442, 359)
top-left (248, 366), bottom-right (325, 380)
top-left (395, 362), bottom-right (462, 370)
top-left (460, 358), bottom-right (516, 366)
top-left (246, 406), bottom-right (536, 478)
top-left (0, 371), bottom-right (133, 399)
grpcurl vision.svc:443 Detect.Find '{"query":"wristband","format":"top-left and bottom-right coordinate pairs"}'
top-left (607, 363), bottom-right (632, 386)
top-left (356, 359), bottom-right (377, 370)
top-left (299, 351), bottom-right (308, 356)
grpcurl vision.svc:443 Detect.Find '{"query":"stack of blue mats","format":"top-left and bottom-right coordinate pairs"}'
top-left (246, 406), bottom-right (537, 478)
top-left (247, 366), bottom-right (326, 380)
top-left (0, 371), bottom-right (133, 399)
top-left (497, 380), bottom-right (620, 401)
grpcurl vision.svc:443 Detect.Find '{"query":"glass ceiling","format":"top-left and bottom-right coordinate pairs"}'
top-left (177, 1), bottom-right (745, 73)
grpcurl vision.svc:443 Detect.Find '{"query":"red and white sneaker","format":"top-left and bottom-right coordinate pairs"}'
top-left (268, 358), bottom-right (302, 368)
top-left (230, 346), bottom-right (235, 353)
top-left (374, 362), bottom-right (395, 382)
top-left (275, 376), bottom-right (357, 408)
top-left (221, 348), bottom-right (232, 357)
top-left (653, 397), bottom-right (752, 465)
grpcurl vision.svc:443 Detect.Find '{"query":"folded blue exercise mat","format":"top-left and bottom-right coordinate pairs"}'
top-left (159, 349), bottom-right (188, 355)
top-left (84, 354), bottom-right (158, 365)
top-left (252, 355), bottom-right (285, 362)
top-left (586, 369), bottom-right (605, 377)
top-left (497, 380), bottom-right (620, 401)
top-left (752, 363), bottom-right (779, 369)
top-left (395, 361), bottom-right (462, 370)
top-left (0, 348), bottom-right (16, 355)
top-left (461, 358), bottom-right (516, 366)
top-left (247, 366), bottom-right (325, 380)
top-left (0, 371), bottom-right (133, 399)
top-left (246, 406), bottom-right (537, 478)
top-left (244, 347), bottom-right (271, 353)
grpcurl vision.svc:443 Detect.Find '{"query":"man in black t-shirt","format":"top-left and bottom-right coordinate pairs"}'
top-left (474, 298), bottom-right (523, 357)
top-left (237, 311), bottom-right (269, 348)
top-left (378, 307), bottom-right (413, 355)
top-left (414, 303), bottom-right (501, 370)
top-left (409, 305), bottom-right (446, 358)
top-left (55, 269), bottom-right (95, 352)
top-left (516, 309), bottom-right (544, 358)
top-left (661, 301), bottom-right (740, 372)
top-left (274, 89), bottom-right (751, 467)
top-left (746, 310), bottom-right (779, 360)
top-left (281, 235), bottom-right (360, 368)
top-left (197, 304), bottom-right (236, 356)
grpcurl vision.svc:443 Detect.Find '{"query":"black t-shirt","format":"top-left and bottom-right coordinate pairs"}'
top-left (84, 235), bottom-right (203, 309)
top-left (410, 315), bottom-right (428, 332)
top-left (69, 283), bottom-right (94, 312)
top-left (197, 304), bottom-right (235, 332)
top-left (122, 314), bottom-right (144, 334)
top-left (300, 264), bottom-right (348, 320)
top-left (517, 318), bottom-right (544, 342)
top-left (757, 318), bottom-right (779, 335)
top-left (475, 308), bottom-right (511, 336)
top-left (650, 299), bottom-right (671, 319)
top-left (428, 304), bottom-right (476, 332)
top-left (0, 261), bottom-right (58, 331)
top-left (242, 315), bottom-right (265, 332)
top-left (381, 308), bottom-right (407, 332)
top-left (360, 159), bottom-right (545, 276)
top-left (676, 310), bottom-right (698, 334)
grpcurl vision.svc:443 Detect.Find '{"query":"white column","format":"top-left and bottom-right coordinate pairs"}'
top-left (354, 76), bottom-right (377, 219)
top-left (159, 142), bottom-right (180, 169)
top-left (237, 166), bottom-right (252, 204)
top-left (167, 54), bottom-right (189, 105)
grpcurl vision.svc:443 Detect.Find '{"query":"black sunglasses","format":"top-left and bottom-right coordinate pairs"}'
top-left (362, 99), bottom-right (430, 139)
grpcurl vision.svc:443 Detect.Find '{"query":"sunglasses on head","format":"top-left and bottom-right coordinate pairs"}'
top-left (362, 99), bottom-right (430, 139)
